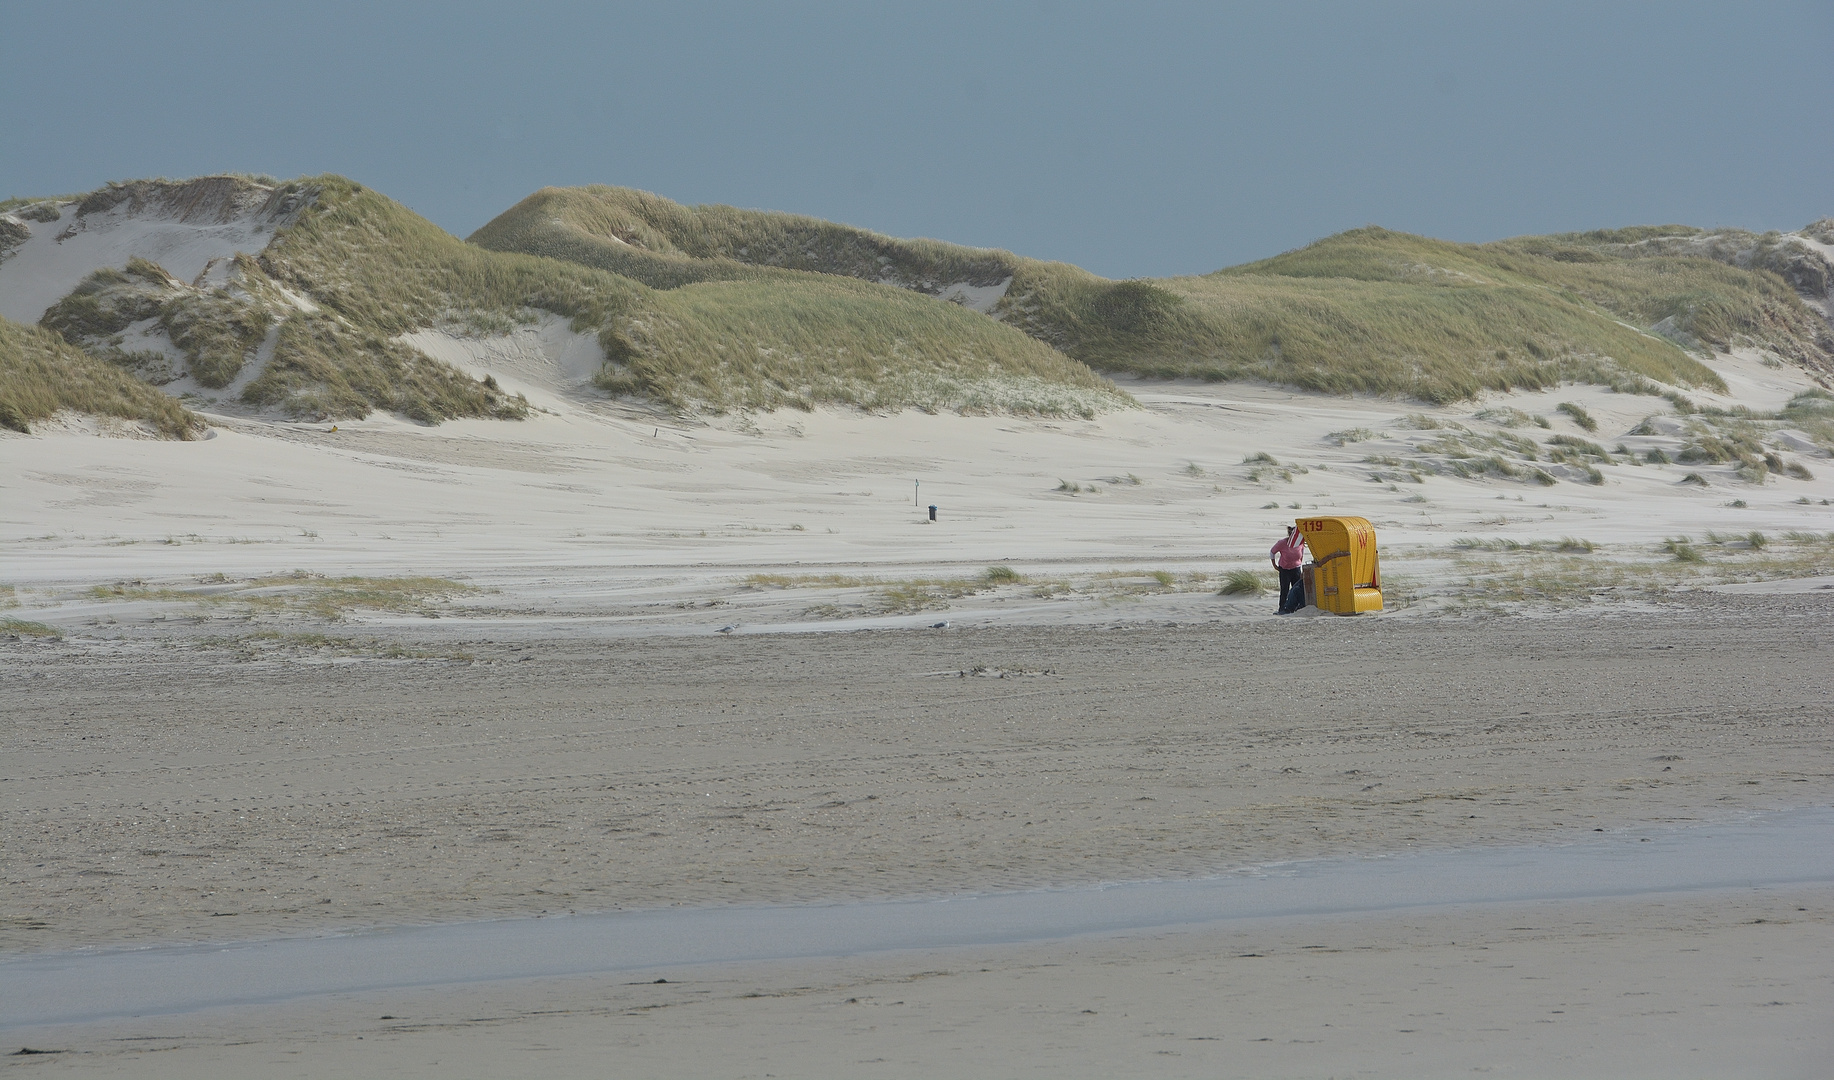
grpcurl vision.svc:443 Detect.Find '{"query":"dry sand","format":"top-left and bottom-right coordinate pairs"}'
top-left (4, 337), bottom-right (1834, 1074)
top-left (3, 368), bottom-right (1831, 647)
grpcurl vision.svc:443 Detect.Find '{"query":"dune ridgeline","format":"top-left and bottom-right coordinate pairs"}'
top-left (4, 174), bottom-right (1831, 438)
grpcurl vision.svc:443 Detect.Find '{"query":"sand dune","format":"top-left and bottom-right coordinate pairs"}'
top-left (0, 180), bottom-right (305, 325)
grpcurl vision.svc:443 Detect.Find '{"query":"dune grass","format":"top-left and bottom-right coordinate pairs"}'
top-left (20, 176), bottom-right (529, 423)
top-left (1495, 225), bottom-right (1833, 353)
top-left (230, 175), bottom-right (628, 420)
top-left (1475, 407), bottom-right (1550, 429)
top-left (1373, 423), bottom-right (1561, 485)
top-left (1384, 389), bottom-right (1825, 488)
top-left (40, 256), bottom-right (276, 391)
top-left (1129, 229), bottom-right (1733, 402)
top-left (1242, 226), bottom-right (1820, 376)
top-left (1556, 402), bottom-right (1597, 431)
top-left (0, 194), bottom-right (80, 216)
top-left (1447, 531), bottom-right (1834, 608)
top-left (746, 564), bottom-right (1217, 617)
top-left (483, 191), bottom-right (1820, 404)
top-left (1452, 536), bottom-right (1596, 553)
top-left (267, 177), bottom-right (1123, 418)
top-left (745, 572), bottom-right (873, 589)
top-left (743, 571), bottom-right (1001, 614)
top-left (0, 217), bottom-right (29, 258)
top-left (622, 273), bottom-right (1121, 416)
top-left (0, 316), bottom-right (204, 437)
top-left (1218, 568), bottom-right (1270, 596)
top-left (1660, 409), bottom-right (1824, 484)
top-left (54, 176), bottom-right (1799, 421)
top-left (278, 574), bottom-right (478, 619)
top-left (469, 185), bottom-right (1017, 293)
top-left (0, 617), bottom-right (60, 639)
top-left (189, 630), bottom-right (471, 662)
top-left (30, 175), bottom-right (1116, 423)
top-left (474, 187), bottom-right (1834, 408)
top-left (1546, 435), bottom-right (1612, 461)
top-left (1780, 389), bottom-right (1834, 451)
top-left (264, 178), bottom-right (640, 336)
top-left (873, 579), bottom-right (988, 612)
top-left (89, 573), bottom-right (479, 620)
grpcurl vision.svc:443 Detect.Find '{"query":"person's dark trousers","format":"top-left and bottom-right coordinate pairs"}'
top-left (1277, 567), bottom-right (1303, 613)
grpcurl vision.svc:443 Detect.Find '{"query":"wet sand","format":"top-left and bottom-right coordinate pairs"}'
top-left (5, 887), bottom-right (1829, 1078)
top-left (10, 808), bottom-right (1830, 1030)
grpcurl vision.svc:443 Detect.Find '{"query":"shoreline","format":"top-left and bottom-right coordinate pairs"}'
top-left (7, 884), bottom-right (1828, 1078)
top-left (8, 807), bottom-right (1832, 1029)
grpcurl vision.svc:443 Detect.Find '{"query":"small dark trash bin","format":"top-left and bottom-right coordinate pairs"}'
top-left (928, 505), bottom-right (938, 522)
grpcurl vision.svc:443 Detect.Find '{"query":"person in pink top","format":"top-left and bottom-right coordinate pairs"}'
top-left (1269, 525), bottom-right (1308, 614)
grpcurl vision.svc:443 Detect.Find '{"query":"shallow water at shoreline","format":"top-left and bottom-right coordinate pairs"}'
top-left (8, 806), bottom-right (1830, 1029)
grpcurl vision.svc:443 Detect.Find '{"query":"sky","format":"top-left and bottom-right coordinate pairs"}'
top-left (2, 1), bottom-right (1829, 278)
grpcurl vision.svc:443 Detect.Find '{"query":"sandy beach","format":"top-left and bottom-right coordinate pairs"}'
top-left (4, 363), bottom-right (1833, 1075)
top-left (4, 591), bottom-right (1832, 1075)
top-left (4, 597), bottom-right (1832, 954)
top-left (6, 3), bottom-right (1832, 1070)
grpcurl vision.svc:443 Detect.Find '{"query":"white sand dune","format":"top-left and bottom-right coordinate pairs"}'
top-left (933, 275), bottom-right (1012, 313)
top-left (0, 179), bottom-right (307, 324)
top-left (3, 340), bottom-right (1830, 637)
top-left (397, 314), bottom-right (608, 411)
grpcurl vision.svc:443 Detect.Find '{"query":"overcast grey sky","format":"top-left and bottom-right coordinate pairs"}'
top-left (3, 1), bottom-right (1828, 277)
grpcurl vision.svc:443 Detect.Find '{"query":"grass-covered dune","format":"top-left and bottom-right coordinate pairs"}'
top-left (468, 185), bottom-right (1020, 293)
top-left (626, 272), bottom-right (1119, 416)
top-left (17, 175), bottom-right (1827, 422)
top-left (27, 176), bottom-right (1122, 420)
top-left (477, 186), bottom-right (1832, 405)
top-left (1488, 226), bottom-right (1833, 367)
top-left (0, 316), bottom-right (203, 438)
top-left (27, 175), bottom-right (535, 424)
top-left (1115, 227), bottom-right (1769, 402)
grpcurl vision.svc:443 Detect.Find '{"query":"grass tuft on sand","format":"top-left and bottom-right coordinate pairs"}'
top-left (190, 630), bottom-right (471, 662)
top-left (1444, 531), bottom-right (1834, 610)
top-left (1557, 402), bottom-right (1598, 431)
top-left (0, 315), bottom-right (204, 438)
top-left (1218, 568), bottom-right (1271, 596)
top-left (0, 617), bottom-right (61, 639)
top-left (88, 573), bottom-right (480, 621)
